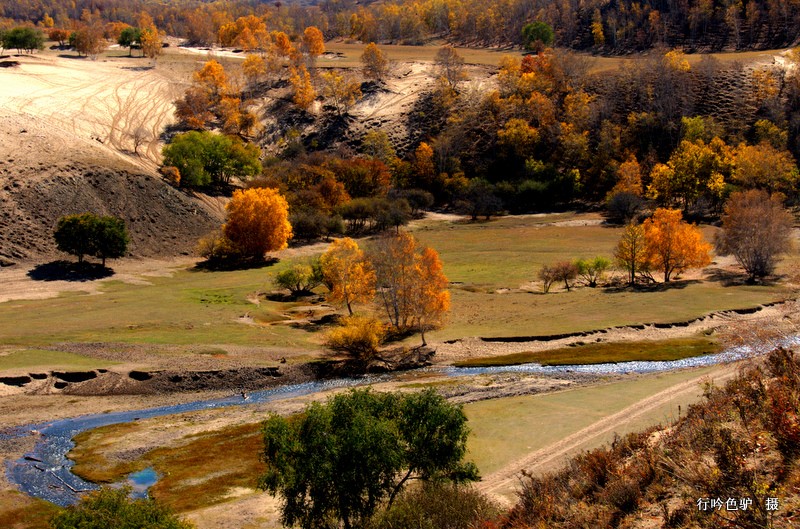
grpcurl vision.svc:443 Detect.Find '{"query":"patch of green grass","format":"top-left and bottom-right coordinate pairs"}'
top-left (464, 365), bottom-right (721, 476)
top-left (453, 337), bottom-right (720, 367)
top-left (0, 349), bottom-right (115, 371)
top-left (409, 215), bottom-right (792, 340)
top-left (70, 421), bottom-right (265, 513)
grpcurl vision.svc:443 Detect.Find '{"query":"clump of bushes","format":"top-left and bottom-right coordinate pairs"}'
top-left (501, 347), bottom-right (800, 528)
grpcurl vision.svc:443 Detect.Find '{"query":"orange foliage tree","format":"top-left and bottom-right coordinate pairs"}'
top-left (361, 42), bottom-right (388, 82)
top-left (302, 26), bottom-right (325, 65)
top-left (642, 208), bottom-right (712, 282)
top-left (369, 232), bottom-right (450, 344)
top-left (223, 188), bottom-right (293, 259)
top-left (289, 64), bottom-right (316, 110)
top-left (319, 237), bottom-right (376, 315)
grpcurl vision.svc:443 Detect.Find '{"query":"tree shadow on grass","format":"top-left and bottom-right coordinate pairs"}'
top-left (704, 267), bottom-right (781, 287)
top-left (191, 256), bottom-right (279, 272)
top-left (603, 278), bottom-right (700, 294)
top-left (27, 260), bottom-right (114, 282)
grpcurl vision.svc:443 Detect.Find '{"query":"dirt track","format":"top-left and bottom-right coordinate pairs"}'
top-left (476, 363), bottom-right (740, 503)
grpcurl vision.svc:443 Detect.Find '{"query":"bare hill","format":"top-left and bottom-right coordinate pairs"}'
top-left (0, 53), bottom-right (223, 263)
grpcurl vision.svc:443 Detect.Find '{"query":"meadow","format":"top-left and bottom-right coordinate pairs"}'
top-left (0, 214), bottom-right (791, 371)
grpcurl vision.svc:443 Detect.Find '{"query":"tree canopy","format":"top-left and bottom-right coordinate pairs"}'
top-left (222, 187), bottom-right (292, 259)
top-left (54, 213), bottom-right (130, 266)
top-left (161, 131), bottom-right (262, 188)
top-left (260, 388), bottom-right (478, 529)
top-left (715, 190), bottom-right (794, 282)
top-left (2, 27), bottom-right (44, 53)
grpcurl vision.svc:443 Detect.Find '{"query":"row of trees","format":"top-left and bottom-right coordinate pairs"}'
top-left (540, 191), bottom-right (792, 291)
top-left (6, 0), bottom-right (800, 52)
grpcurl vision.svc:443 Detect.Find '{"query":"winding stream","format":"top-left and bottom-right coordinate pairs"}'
top-left (4, 337), bottom-right (797, 507)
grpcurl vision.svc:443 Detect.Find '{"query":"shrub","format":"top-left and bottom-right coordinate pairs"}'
top-left (574, 256), bottom-right (611, 287)
top-left (538, 264), bottom-right (558, 293)
top-left (325, 315), bottom-right (386, 361)
top-left (374, 482), bottom-right (498, 529)
top-left (50, 487), bottom-right (194, 529)
top-left (274, 262), bottom-right (323, 295)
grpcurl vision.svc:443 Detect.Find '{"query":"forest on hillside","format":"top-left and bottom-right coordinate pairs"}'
top-left (2, 0), bottom-right (800, 52)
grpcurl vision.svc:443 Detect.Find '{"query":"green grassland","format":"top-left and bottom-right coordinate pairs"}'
top-left (453, 337), bottom-right (720, 367)
top-left (0, 214), bottom-right (792, 371)
top-left (411, 216), bottom-right (793, 341)
top-left (0, 349), bottom-right (117, 371)
top-left (464, 366), bottom-right (721, 476)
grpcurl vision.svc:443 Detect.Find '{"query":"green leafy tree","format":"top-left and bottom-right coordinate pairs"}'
top-left (574, 256), bottom-right (611, 287)
top-left (260, 388), bottom-right (478, 529)
top-left (54, 213), bottom-right (97, 264)
top-left (117, 26), bottom-right (141, 56)
top-left (54, 213), bottom-right (129, 265)
top-left (161, 131), bottom-right (262, 188)
top-left (522, 21), bottom-right (554, 52)
top-left (3, 27), bottom-right (45, 54)
top-left (274, 262), bottom-right (324, 295)
top-left (50, 487), bottom-right (194, 529)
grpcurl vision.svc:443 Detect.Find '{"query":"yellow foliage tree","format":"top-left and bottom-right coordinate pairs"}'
top-left (325, 315), bottom-right (385, 361)
top-left (290, 65), bottom-right (316, 110)
top-left (610, 154), bottom-right (643, 197)
top-left (410, 246), bottom-right (450, 345)
top-left (642, 208), bottom-right (712, 282)
top-left (614, 222), bottom-right (651, 285)
top-left (302, 26), bottom-right (325, 64)
top-left (361, 42), bottom-right (388, 82)
top-left (412, 142), bottom-right (436, 187)
top-left (320, 237), bottom-right (376, 315)
top-left (139, 24), bottom-right (162, 60)
top-left (321, 70), bottom-right (362, 116)
top-left (369, 232), bottom-right (450, 344)
top-left (732, 142), bottom-right (799, 194)
top-left (222, 188), bottom-right (293, 259)
top-left (243, 54), bottom-right (267, 89)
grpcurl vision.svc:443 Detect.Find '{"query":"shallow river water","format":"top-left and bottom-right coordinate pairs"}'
top-left (3, 336), bottom-right (797, 506)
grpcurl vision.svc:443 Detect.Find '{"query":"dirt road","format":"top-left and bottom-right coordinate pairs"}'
top-left (477, 363), bottom-right (740, 503)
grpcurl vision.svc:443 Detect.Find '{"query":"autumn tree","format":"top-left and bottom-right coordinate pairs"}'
top-left (434, 45), bottom-right (466, 90)
top-left (647, 138), bottom-right (731, 211)
top-left (614, 222), bottom-right (651, 286)
top-left (48, 28), bottom-right (70, 47)
top-left (361, 42), bottom-right (389, 82)
top-left (222, 187), bottom-right (292, 260)
top-left (139, 24), bottom-right (162, 61)
top-left (289, 64), bottom-right (316, 110)
top-left (302, 26), bottom-right (325, 67)
top-left (70, 25), bottom-right (106, 58)
top-left (321, 70), bottom-right (362, 116)
top-left (715, 190), bottom-right (794, 282)
top-left (642, 208), bottom-right (712, 282)
top-left (325, 315), bottom-right (386, 361)
top-left (320, 237), bottom-right (376, 315)
top-left (369, 232), bottom-right (450, 343)
top-left (732, 142), bottom-right (799, 195)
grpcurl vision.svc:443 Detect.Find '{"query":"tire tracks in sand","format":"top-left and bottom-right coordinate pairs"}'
top-left (477, 363), bottom-right (740, 502)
